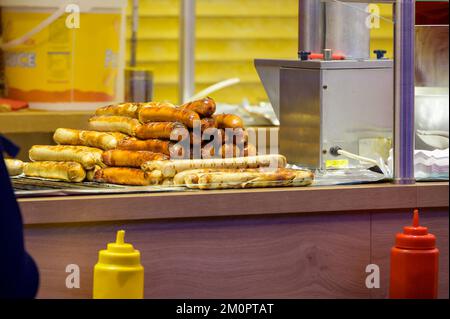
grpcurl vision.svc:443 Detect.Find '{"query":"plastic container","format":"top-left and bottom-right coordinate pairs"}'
top-left (0, 0), bottom-right (126, 110)
top-left (389, 209), bottom-right (439, 299)
top-left (93, 230), bottom-right (144, 299)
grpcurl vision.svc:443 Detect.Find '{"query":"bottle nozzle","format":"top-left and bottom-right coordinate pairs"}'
top-left (413, 209), bottom-right (420, 227)
top-left (116, 230), bottom-right (125, 245)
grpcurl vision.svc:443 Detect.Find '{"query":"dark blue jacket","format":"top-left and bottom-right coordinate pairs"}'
top-left (0, 135), bottom-right (39, 299)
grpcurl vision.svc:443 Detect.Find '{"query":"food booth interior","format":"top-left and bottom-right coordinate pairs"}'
top-left (0, 0), bottom-right (448, 299)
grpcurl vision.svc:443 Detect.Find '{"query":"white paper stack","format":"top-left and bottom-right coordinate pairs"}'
top-left (414, 149), bottom-right (449, 180)
top-left (388, 148), bottom-right (449, 180)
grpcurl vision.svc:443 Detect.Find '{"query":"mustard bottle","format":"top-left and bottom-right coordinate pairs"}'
top-left (93, 230), bottom-right (144, 299)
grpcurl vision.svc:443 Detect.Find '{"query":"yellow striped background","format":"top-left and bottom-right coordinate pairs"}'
top-left (127, 0), bottom-right (394, 104)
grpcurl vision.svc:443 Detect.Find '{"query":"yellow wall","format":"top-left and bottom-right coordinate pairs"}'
top-left (127, 0), bottom-right (393, 104)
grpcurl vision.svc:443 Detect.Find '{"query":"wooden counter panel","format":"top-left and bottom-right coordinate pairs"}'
top-left (25, 212), bottom-right (371, 299)
top-left (19, 183), bottom-right (449, 226)
top-left (371, 208), bottom-right (449, 299)
top-left (0, 110), bottom-right (91, 134)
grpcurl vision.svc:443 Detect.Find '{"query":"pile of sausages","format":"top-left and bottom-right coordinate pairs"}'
top-left (17, 98), bottom-right (257, 186)
top-left (88, 97), bottom-right (257, 186)
top-left (9, 97), bottom-right (315, 188)
top-left (89, 97), bottom-right (255, 159)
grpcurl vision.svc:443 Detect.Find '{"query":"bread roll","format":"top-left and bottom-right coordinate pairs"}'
top-left (23, 161), bottom-right (86, 182)
top-left (54, 128), bottom-right (127, 150)
top-left (95, 103), bottom-right (142, 118)
top-left (5, 159), bottom-right (24, 176)
top-left (88, 116), bottom-right (141, 136)
top-left (29, 145), bottom-right (104, 170)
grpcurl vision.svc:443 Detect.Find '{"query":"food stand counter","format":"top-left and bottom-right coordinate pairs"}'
top-left (19, 182), bottom-right (449, 299)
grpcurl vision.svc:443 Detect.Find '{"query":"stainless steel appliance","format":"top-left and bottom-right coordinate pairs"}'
top-left (255, 0), bottom-right (395, 169)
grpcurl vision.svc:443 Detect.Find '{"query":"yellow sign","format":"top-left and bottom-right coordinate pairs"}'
top-left (326, 159), bottom-right (349, 169)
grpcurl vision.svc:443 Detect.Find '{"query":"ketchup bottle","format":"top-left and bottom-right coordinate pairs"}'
top-left (390, 209), bottom-right (439, 299)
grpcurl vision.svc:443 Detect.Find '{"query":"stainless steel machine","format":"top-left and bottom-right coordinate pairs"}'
top-left (255, 0), bottom-right (395, 169)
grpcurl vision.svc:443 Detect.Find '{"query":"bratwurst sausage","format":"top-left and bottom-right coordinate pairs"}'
top-left (102, 150), bottom-right (169, 168)
top-left (138, 106), bottom-right (200, 128)
top-left (94, 167), bottom-right (162, 186)
top-left (135, 122), bottom-right (186, 140)
top-left (180, 97), bottom-right (216, 118)
top-left (117, 138), bottom-right (173, 156)
top-left (213, 114), bottom-right (244, 129)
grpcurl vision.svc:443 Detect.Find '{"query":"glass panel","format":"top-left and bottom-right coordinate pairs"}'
top-left (414, 1), bottom-right (449, 181)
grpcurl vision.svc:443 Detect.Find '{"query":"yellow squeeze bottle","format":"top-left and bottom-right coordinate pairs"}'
top-left (93, 230), bottom-right (144, 299)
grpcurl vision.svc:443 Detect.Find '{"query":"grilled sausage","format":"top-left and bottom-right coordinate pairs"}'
top-left (200, 118), bottom-right (217, 131)
top-left (213, 114), bottom-right (244, 129)
top-left (102, 150), bottom-right (169, 168)
top-left (180, 97), bottom-right (216, 118)
top-left (241, 143), bottom-right (257, 157)
top-left (135, 122), bottom-right (187, 140)
top-left (117, 138), bottom-right (173, 156)
top-left (138, 106), bottom-right (200, 128)
top-left (192, 168), bottom-right (314, 190)
top-left (223, 128), bottom-right (248, 145)
top-left (142, 154), bottom-right (287, 178)
top-left (94, 167), bottom-right (161, 186)
top-left (23, 161), bottom-right (86, 182)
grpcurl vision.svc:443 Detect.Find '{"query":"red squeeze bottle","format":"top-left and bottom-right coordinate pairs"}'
top-left (389, 209), bottom-right (439, 299)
